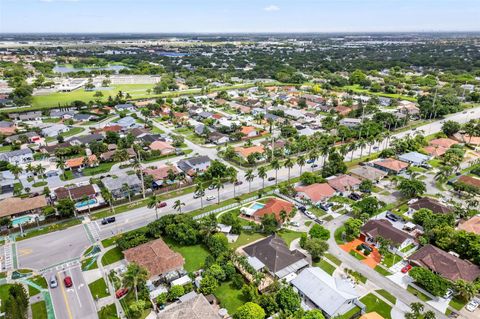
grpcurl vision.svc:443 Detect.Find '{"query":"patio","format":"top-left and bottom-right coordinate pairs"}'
top-left (339, 238), bottom-right (381, 269)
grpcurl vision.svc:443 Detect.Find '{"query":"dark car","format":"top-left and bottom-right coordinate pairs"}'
top-left (360, 243), bottom-right (372, 252)
top-left (386, 212), bottom-right (399, 222)
top-left (348, 193), bottom-right (362, 201)
top-left (234, 181), bottom-right (243, 186)
top-left (267, 177), bottom-right (276, 181)
top-left (101, 217), bottom-right (116, 225)
top-left (64, 276), bottom-right (73, 288)
top-left (157, 202), bottom-right (167, 208)
top-left (306, 159), bottom-right (315, 164)
top-left (298, 206), bottom-right (307, 213)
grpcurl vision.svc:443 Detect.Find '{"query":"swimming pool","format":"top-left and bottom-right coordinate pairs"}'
top-left (12, 215), bottom-right (33, 227)
top-left (250, 203), bottom-right (265, 211)
top-left (75, 199), bottom-right (97, 208)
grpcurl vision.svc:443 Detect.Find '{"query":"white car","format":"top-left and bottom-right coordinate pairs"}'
top-left (466, 300), bottom-right (479, 312)
top-left (290, 222), bottom-right (300, 227)
top-left (304, 211), bottom-right (316, 219)
top-left (206, 195), bottom-right (215, 201)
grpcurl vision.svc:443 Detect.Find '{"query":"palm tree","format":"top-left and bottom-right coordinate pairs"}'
top-left (211, 176), bottom-right (224, 204)
top-left (101, 189), bottom-right (114, 215)
top-left (121, 183), bottom-right (131, 202)
top-left (271, 159), bottom-right (281, 185)
top-left (257, 166), bottom-right (267, 188)
top-left (284, 158), bottom-right (294, 181)
top-left (147, 194), bottom-right (161, 220)
top-left (228, 168), bottom-right (238, 197)
top-left (173, 199), bottom-right (185, 213)
top-left (434, 166), bottom-right (452, 183)
top-left (357, 139), bottom-right (367, 159)
top-left (8, 164), bottom-right (23, 183)
top-left (123, 263), bottom-right (148, 302)
top-left (245, 169), bottom-right (255, 193)
top-left (26, 163), bottom-right (35, 181)
top-left (56, 159), bottom-right (66, 180)
top-left (36, 164), bottom-right (46, 181)
top-left (194, 183), bottom-right (206, 209)
top-left (132, 156), bottom-right (145, 199)
top-left (453, 279), bottom-right (477, 302)
top-left (297, 155), bottom-right (306, 175)
top-left (348, 142), bottom-right (357, 162)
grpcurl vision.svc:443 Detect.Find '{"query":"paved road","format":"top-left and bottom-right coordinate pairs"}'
top-left (46, 265), bottom-right (98, 319)
top-left (324, 215), bottom-right (448, 319)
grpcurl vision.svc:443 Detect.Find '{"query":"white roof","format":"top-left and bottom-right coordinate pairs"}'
top-left (171, 275), bottom-right (192, 287)
top-left (247, 256), bottom-right (265, 271)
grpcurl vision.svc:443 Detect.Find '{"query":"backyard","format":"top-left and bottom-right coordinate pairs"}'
top-left (360, 293), bottom-right (393, 319)
top-left (214, 280), bottom-right (248, 315)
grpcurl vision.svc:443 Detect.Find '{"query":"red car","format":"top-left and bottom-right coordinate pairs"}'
top-left (64, 276), bottom-right (73, 288)
top-left (116, 288), bottom-right (129, 299)
top-left (401, 264), bottom-right (412, 273)
top-left (157, 202), bottom-right (167, 208)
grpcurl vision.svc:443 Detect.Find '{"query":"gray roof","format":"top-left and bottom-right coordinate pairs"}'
top-left (0, 121), bottom-right (13, 128)
top-left (0, 148), bottom-right (32, 161)
top-left (177, 156), bottom-right (211, 172)
top-left (291, 267), bottom-right (359, 317)
top-left (117, 116), bottom-right (136, 127)
top-left (5, 132), bottom-right (38, 143)
top-left (69, 133), bottom-right (104, 145)
top-left (73, 113), bottom-right (98, 121)
top-left (115, 103), bottom-right (134, 109)
top-left (102, 174), bottom-right (141, 190)
top-left (398, 151), bottom-right (430, 165)
top-left (242, 234), bottom-right (307, 275)
top-left (159, 293), bottom-right (220, 319)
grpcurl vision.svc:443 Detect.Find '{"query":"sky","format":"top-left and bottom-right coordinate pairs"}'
top-left (1, 0), bottom-right (480, 33)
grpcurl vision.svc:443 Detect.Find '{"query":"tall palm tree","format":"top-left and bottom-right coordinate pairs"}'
top-left (147, 194), bottom-right (161, 219)
top-left (211, 176), bottom-right (224, 204)
top-left (173, 199), bottom-right (185, 213)
top-left (101, 189), bottom-right (115, 215)
top-left (194, 183), bottom-right (206, 209)
top-left (297, 155), bottom-right (306, 175)
top-left (257, 166), bottom-right (267, 188)
top-left (56, 159), bottom-right (66, 180)
top-left (270, 159), bottom-right (281, 185)
top-left (245, 169), bottom-right (255, 193)
top-left (121, 183), bottom-right (131, 202)
top-left (132, 155), bottom-right (145, 199)
top-left (26, 163), bottom-right (35, 181)
top-left (36, 164), bottom-right (46, 181)
top-left (357, 139), bottom-right (367, 159)
top-left (284, 158), bottom-right (294, 181)
top-left (348, 142), bottom-right (357, 162)
top-left (8, 164), bottom-right (23, 183)
top-left (228, 168), bottom-right (238, 198)
top-left (123, 263), bottom-right (148, 302)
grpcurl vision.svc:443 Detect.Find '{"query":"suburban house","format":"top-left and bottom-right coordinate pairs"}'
top-left (158, 292), bottom-right (220, 319)
top-left (5, 132), bottom-right (41, 144)
top-left (234, 145), bottom-right (265, 160)
top-left (116, 116), bottom-right (137, 129)
top-left (339, 118), bottom-right (362, 128)
top-left (65, 155), bottom-right (98, 171)
top-left (251, 198), bottom-right (294, 223)
top-left (177, 156), bottom-right (211, 175)
top-left (115, 103), bottom-right (135, 112)
top-left (327, 174), bottom-right (362, 193)
top-left (240, 126), bottom-right (259, 138)
top-left (0, 195), bottom-right (48, 219)
top-left (41, 124), bottom-right (70, 137)
top-left (291, 267), bottom-right (362, 319)
top-left (397, 151), bottom-right (430, 166)
top-left (295, 183), bottom-right (336, 204)
top-left (242, 234), bottom-right (308, 280)
top-left (149, 141), bottom-right (176, 155)
top-left (397, 101), bottom-right (420, 116)
top-left (408, 197), bottom-right (452, 215)
top-left (208, 132), bottom-right (230, 145)
top-left (54, 184), bottom-right (101, 202)
top-left (455, 175), bottom-right (480, 190)
top-left (424, 138), bottom-right (459, 157)
top-left (0, 175), bottom-right (14, 194)
top-left (349, 166), bottom-right (387, 182)
top-left (102, 174), bottom-right (142, 199)
top-left (409, 244), bottom-right (480, 282)
top-left (68, 134), bottom-right (104, 146)
top-left (360, 219), bottom-right (416, 253)
top-left (73, 113), bottom-right (99, 122)
top-left (0, 148), bottom-right (33, 165)
top-left (143, 165), bottom-right (179, 188)
top-left (9, 111), bottom-right (42, 122)
top-left (124, 238), bottom-right (184, 280)
top-left (373, 158), bottom-right (409, 175)
top-left (457, 215), bottom-right (480, 234)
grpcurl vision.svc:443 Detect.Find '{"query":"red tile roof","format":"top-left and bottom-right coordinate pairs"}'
top-left (295, 183), bottom-right (336, 203)
top-left (374, 158), bottom-right (409, 173)
top-left (457, 175), bottom-right (480, 188)
top-left (327, 174), bottom-right (362, 192)
top-left (253, 198), bottom-right (294, 222)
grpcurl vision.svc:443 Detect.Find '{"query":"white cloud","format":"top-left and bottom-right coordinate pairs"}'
top-left (264, 5), bottom-right (280, 12)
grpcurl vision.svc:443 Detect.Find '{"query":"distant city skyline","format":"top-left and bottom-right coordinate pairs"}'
top-left (1, 0), bottom-right (480, 33)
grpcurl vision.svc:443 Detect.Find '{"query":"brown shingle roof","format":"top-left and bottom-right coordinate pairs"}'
top-left (123, 238), bottom-right (184, 277)
top-left (327, 174), bottom-right (362, 192)
top-left (409, 244), bottom-right (480, 281)
top-left (55, 185), bottom-right (96, 201)
top-left (457, 215), bottom-right (480, 235)
top-left (457, 175), bottom-right (480, 189)
top-left (409, 197), bottom-right (452, 214)
top-left (361, 219), bottom-right (413, 246)
top-left (0, 195), bottom-right (48, 218)
top-left (159, 293), bottom-right (220, 319)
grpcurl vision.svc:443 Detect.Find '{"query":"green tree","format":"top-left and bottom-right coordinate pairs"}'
top-left (257, 166), bottom-right (267, 188)
top-left (261, 213), bottom-right (278, 234)
top-left (398, 178), bottom-right (426, 198)
top-left (442, 120), bottom-right (461, 136)
top-left (344, 218), bottom-right (363, 241)
top-left (147, 194), bottom-right (161, 220)
top-left (123, 263), bottom-right (149, 301)
top-left (271, 159), bottom-right (281, 185)
top-left (304, 238), bottom-right (329, 261)
top-left (245, 169), bottom-right (255, 193)
top-left (173, 199), bottom-right (185, 213)
top-left (206, 233), bottom-right (229, 257)
top-left (167, 285), bottom-right (185, 301)
top-left (309, 224), bottom-right (330, 240)
top-left (302, 309), bottom-right (326, 319)
top-left (275, 285), bottom-right (301, 314)
top-left (234, 302), bottom-right (266, 319)
top-left (199, 275), bottom-right (218, 295)
top-left (56, 199), bottom-right (76, 218)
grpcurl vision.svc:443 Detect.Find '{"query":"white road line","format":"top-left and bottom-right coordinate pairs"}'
top-left (67, 267), bottom-right (83, 308)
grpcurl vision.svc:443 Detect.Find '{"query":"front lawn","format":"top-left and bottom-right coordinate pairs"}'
top-left (360, 293), bottom-right (392, 319)
top-left (60, 171), bottom-right (74, 181)
top-left (324, 253), bottom-right (342, 266)
top-left (214, 280), bottom-right (248, 315)
top-left (228, 232), bottom-right (266, 250)
top-left (31, 301), bottom-right (48, 319)
top-left (315, 259), bottom-right (336, 275)
top-left (449, 296), bottom-right (468, 311)
top-left (28, 275), bottom-right (48, 296)
top-left (101, 247), bottom-right (124, 266)
top-left (98, 303), bottom-right (118, 319)
top-left (277, 229), bottom-right (303, 246)
top-left (381, 252), bottom-right (400, 268)
top-left (374, 265), bottom-right (392, 276)
top-left (407, 285), bottom-right (432, 302)
top-left (335, 306), bottom-right (361, 319)
top-left (334, 225), bottom-right (346, 244)
top-left (376, 289), bottom-right (396, 304)
top-left (349, 250), bottom-right (365, 260)
top-left (89, 278), bottom-right (109, 300)
top-left (165, 239), bottom-right (210, 272)
top-left (82, 162), bottom-right (116, 176)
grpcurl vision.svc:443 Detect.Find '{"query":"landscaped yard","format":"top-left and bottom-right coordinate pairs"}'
top-left (360, 293), bottom-right (392, 319)
top-left (374, 265), bottom-right (392, 276)
top-left (228, 232), bottom-right (266, 250)
top-left (101, 247), bottom-right (124, 266)
top-left (98, 303), bottom-right (118, 319)
top-left (82, 162), bottom-right (116, 176)
top-left (60, 171), bottom-right (74, 181)
top-left (165, 239), bottom-right (210, 272)
top-left (400, 243), bottom-right (416, 253)
top-left (0, 284), bottom-right (13, 312)
top-left (101, 237), bottom-right (118, 248)
top-left (334, 225), bottom-right (346, 244)
top-left (81, 256), bottom-right (99, 271)
top-left (214, 280), bottom-right (248, 315)
top-left (89, 278), bottom-right (109, 300)
top-left (31, 301), bottom-right (48, 319)
top-left (324, 253), bottom-right (342, 266)
top-left (376, 289), bottom-right (396, 304)
top-left (407, 285), bottom-right (432, 302)
top-left (335, 306), bottom-right (361, 319)
top-left (449, 296), bottom-right (468, 311)
top-left (315, 259), bottom-right (336, 275)
top-left (28, 275), bottom-right (48, 296)
top-left (349, 250), bottom-right (365, 260)
top-left (381, 252), bottom-right (400, 268)
top-left (277, 229), bottom-right (303, 246)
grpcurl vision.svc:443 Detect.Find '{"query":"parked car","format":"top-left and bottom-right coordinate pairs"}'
top-left (157, 202), bottom-right (167, 208)
top-left (304, 211), bottom-right (316, 219)
top-left (101, 217), bottom-right (116, 225)
top-left (64, 276), bottom-right (73, 288)
top-left (348, 193), bottom-right (362, 201)
top-left (298, 206), bottom-right (307, 213)
top-left (386, 212), bottom-right (399, 222)
top-left (234, 181), bottom-right (243, 186)
top-left (466, 300), bottom-right (479, 312)
top-left (206, 195), bottom-right (215, 201)
top-left (443, 288), bottom-right (454, 299)
top-left (208, 184), bottom-right (215, 190)
top-left (360, 243), bottom-right (372, 252)
top-left (401, 264), bottom-right (412, 273)
top-left (315, 218), bottom-right (324, 225)
top-left (290, 222), bottom-right (300, 227)
top-left (193, 192), bottom-right (204, 199)
top-left (306, 159), bottom-right (315, 164)
top-left (49, 275), bottom-right (58, 288)
top-left (267, 177), bottom-right (275, 181)
top-left (311, 164), bottom-right (318, 168)
top-left (116, 288), bottom-right (129, 299)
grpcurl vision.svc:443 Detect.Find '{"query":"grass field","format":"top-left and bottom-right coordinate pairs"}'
top-left (277, 229), bottom-right (303, 246)
top-left (228, 232), bottom-right (266, 250)
top-left (28, 275), bottom-right (48, 296)
top-left (315, 259), bottom-right (336, 275)
top-left (98, 303), bottom-right (117, 319)
top-left (360, 293), bottom-right (392, 319)
top-left (374, 265), bottom-right (392, 276)
top-left (101, 247), bottom-right (124, 266)
top-left (376, 289), bottom-right (396, 304)
top-left (165, 239), bottom-right (210, 272)
top-left (324, 253), bottom-right (342, 266)
top-left (31, 301), bottom-right (48, 319)
top-left (89, 278), bottom-right (109, 300)
top-left (82, 162), bottom-right (116, 176)
top-left (334, 225), bottom-right (346, 244)
top-left (214, 280), bottom-right (247, 315)
top-left (343, 85), bottom-right (417, 102)
top-left (407, 285), bottom-right (432, 302)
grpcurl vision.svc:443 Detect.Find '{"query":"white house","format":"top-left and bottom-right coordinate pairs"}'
top-left (41, 124), bottom-right (70, 137)
top-left (0, 148), bottom-right (33, 165)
